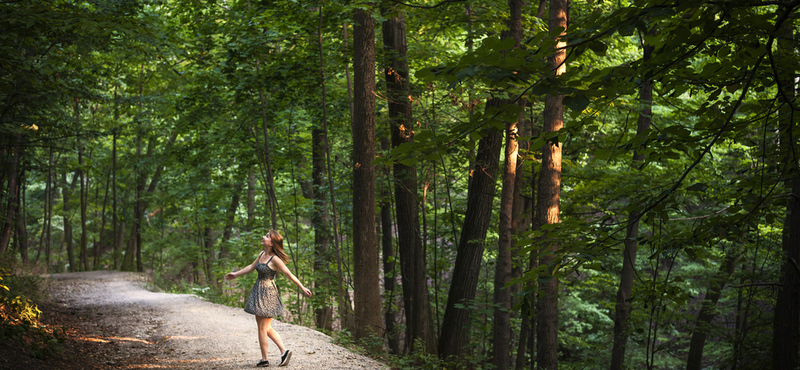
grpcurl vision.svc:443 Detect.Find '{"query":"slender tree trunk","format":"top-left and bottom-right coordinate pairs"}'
top-left (380, 135), bottom-right (400, 353)
top-left (312, 127), bottom-right (333, 331)
top-left (318, 3), bottom-right (350, 332)
top-left (15, 169), bottom-right (28, 263)
top-left (79, 141), bottom-right (89, 271)
top-left (116, 221), bottom-right (126, 270)
top-left (45, 148), bottom-right (55, 272)
top-left (247, 169), bottom-right (256, 230)
top-left (112, 128), bottom-right (119, 269)
top-left (134, 131), bottom-right (145, 272)
top-left (514, 108), bottom-right (535, 370)
top-left (686, 254), bottom-right (739, 370)
top-left (610, 35), bottom-right (654, 370)
top-left (352, 4), bottom-right (382, 341)
top-left (493, 0), bottom-right (524, 367)
top-left (219, 184), bottom-right (241, 259)
top-left (204, 226), bottom-right (217, 287)
top-left (382, 5), bottom-right (436, 354)
top-left (536, 1), bottom-right (567, 368)
top-left (0, 134), bottom-right (21, 254)
top-left (63, 158), bottom-right (78, 272)
top-left (772, 17), bottom-right (799, 370)
top-left (95, 166), bottom-right (111, 270)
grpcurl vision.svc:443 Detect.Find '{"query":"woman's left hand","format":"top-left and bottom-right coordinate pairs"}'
top-left (301, 286), bottom-right (312, 297)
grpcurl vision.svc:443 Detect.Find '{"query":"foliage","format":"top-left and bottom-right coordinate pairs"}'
top-left (0, 259), bottom-right (64, 358)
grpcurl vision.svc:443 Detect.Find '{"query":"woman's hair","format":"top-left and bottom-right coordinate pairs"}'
top-left (269, 230), bottom-right (290, 263)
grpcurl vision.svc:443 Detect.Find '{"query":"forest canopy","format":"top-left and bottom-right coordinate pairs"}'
top-left (1, 0), bottom-right (799, 369)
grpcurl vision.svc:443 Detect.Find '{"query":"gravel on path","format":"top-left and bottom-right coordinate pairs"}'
top-left (46, 270), bottom-right (385, 370)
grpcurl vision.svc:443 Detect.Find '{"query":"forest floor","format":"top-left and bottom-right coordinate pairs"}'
top-left (0, 271), bottom-right (385, 369)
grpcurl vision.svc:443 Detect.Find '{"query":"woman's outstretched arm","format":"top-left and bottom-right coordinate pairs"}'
top-left (271, 258), bottom-right (312, 297)
top-left (225, 254), bottom-right (261, 280)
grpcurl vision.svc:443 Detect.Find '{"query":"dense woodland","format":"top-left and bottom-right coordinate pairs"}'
top-left (1, 0), bottom-right (799, 369)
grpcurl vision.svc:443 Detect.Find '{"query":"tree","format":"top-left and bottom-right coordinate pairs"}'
top-left (351, 3), bottom-right (383, 342)
top-left (609, 30), bottom-right (654, 370)
top-left (493, 0), bottom-right (524, 367)
top-left (536, 0), bottom-right (567, 368)
top-left (382, 4), bottom-right (437, 354)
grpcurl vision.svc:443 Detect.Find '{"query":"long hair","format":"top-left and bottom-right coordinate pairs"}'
top-left (269, 229), bottom-right (290, 263)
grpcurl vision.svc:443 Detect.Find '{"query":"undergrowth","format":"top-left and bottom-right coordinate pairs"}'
top-left (0, 255), bottom-right (64, 358)
top-left (332, 330), bottom-right (489, 370)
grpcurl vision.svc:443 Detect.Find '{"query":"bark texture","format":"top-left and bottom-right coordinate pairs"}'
top-left (312, 127), bottom-right (333, 331)
top-left (382, 6), bottom-right (436, 354)
top-left (536, 0), bottom-right (567, 368)
top-left (438, 98), bottom-right (504, 359)
top-left (380, 135), bottom-right (401, 354)
top-left (492, 0), bottom-right (524, 367)
top-left (352, 6), bottom-right (383, 341)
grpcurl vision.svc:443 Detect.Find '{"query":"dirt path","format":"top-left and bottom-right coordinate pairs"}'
top-left (45, 271), bottom-right (384, 369)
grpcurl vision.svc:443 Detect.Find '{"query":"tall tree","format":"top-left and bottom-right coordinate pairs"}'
top-left (438, 56), bottom-right (505, 363)
top-left (0, 134), bottom-right (21, 254)
top-left (609, 31), bottom-right (654, 370)
top-left (382, 4), bottom-right (437, 354)
top-left (62, 157), bottom-right (79, 272)
top-left (536, 0), bottom-right (567, 368)
top-left (379, 135), bottom-right (400, 353)
top-left (351, 3), bottom-right (383, 341)
top-left (493, 0), bottom-right (524, 368)
top-left (772, 12), bottom-right (800, 370)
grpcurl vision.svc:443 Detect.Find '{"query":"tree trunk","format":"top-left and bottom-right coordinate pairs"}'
top-left (115, 221), bottom-right (126, 270)
top-left (352, 4), bottom-right (382, 341)
top-left (112, 128), bottom-right (119, 269)
top-left (536, 0), bottom-right (567, 368)
top-left (317, 4), bottom-right (349, 333)
top-left (380, 135), bottom-right (401, 353)
top-left (772, 17), bottom-right (799, 370)
top-left (439, 104), bottom-right (504, 359)
top-left (204, 226), bottom-right (216, 287)
top-left (79, 143), bottom-right (89, 271)
top-left (45, 148), bottom-right (55, 272)
top-left (63, 158), bottom-right (78, 272)
top-left (312, 127), bottom-right (333, 331)
top-left (686, 254), bottom-right (739, 370)
top-left (382, 5), bottom-right (436, 354)
top-left (15, 169), bottom-right (28, 263)
top-left (514, 106), bottom-right (535, 370)
top-left (219, 184), bottom-right (242, 259)
top-left (247, 169), bottom-right (256, 230)
top-left (493, 0), bottom-right (524, 367)
top-left (0, 134), bottom-right (21, 254)
top-left (610, 35), bottom-right (654, 370)
top-left (95, 166), bottom-right (112, 270)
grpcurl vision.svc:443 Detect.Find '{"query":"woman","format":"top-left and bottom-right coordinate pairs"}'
top-left (225, 230), bottom-right (312, 367)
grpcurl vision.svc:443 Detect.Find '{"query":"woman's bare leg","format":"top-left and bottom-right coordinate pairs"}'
top-left (255, 316), bottom-right (271, 361)
top-left (264, 317), bottom-right (287, 353)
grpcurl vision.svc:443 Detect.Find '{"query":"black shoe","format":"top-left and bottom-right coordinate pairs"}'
top-left (257, 359), bottom-right (270, 367)
top-left (279, 350), bottom-right (292, 366)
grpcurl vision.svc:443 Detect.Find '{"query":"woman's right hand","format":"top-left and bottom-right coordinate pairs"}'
top-left (224, 272), bottom-right (236, 280)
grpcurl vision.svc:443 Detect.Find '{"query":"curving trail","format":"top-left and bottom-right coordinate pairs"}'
top-left (47, 271), bottom-right (384, 370)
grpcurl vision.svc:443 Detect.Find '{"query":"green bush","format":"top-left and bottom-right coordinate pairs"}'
top-left (0, 265), bottom-right (64, 358)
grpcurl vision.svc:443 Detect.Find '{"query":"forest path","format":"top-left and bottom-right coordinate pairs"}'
top-left (46, 271), bottom-right (384, 370)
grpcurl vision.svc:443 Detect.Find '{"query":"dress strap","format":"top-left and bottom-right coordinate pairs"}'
top-left (266, 255), bottom-right (275, 264)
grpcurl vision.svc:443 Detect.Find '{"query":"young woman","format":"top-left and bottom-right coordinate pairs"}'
top-left (225, 230), bottom-right (312, 367)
